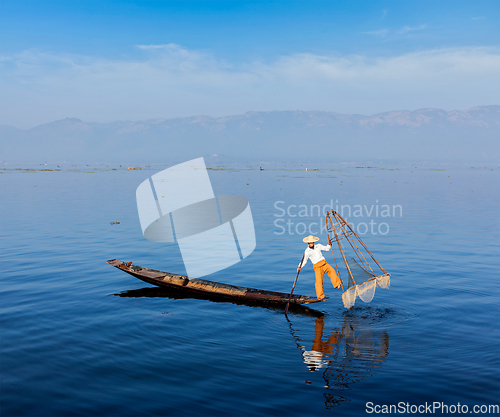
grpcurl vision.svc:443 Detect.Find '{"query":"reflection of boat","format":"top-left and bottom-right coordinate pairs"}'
top-left (116, 286), bottom-right (325, 317)
top-left (106, 259), bottom-right (328, 306)
top-left (288, 312), bottom-right (390, 408)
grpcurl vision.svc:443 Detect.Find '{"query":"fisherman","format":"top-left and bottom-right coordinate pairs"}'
top-left (297, 235), bottom-right (341, 300)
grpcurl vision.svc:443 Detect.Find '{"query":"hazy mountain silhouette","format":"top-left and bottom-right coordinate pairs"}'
top-left (1, 106), bottom-right (498, 163)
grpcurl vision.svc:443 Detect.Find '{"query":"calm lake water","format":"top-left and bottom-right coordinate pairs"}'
top-left (1, 163), bottom-right (499, 416)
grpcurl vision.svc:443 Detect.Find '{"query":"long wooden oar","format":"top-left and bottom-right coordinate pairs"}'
top-left (285, 254), bottom-right (305, 315)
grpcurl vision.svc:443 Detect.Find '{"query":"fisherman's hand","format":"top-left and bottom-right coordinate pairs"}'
top-left (297, 267), bottom-right (301, 273)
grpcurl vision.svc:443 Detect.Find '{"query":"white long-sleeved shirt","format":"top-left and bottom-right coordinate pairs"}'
top-left (298, 244), bottom-right (331, 268)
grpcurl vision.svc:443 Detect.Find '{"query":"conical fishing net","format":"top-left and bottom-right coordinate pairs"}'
top-left (326, 210), bottom-right (391, 309)
top-left (346, 258), bottom-right (374, 289)
top-left (341, 258), bottom-right (390, 309)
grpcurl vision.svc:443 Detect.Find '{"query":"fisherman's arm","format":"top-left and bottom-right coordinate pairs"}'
top-left (297, 252), bottom-right (309, 272)
top-left (319, 242), bottom-right (333, 251)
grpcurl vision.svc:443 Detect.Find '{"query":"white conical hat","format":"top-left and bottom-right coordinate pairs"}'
top-left (303, 235), bottom-right (320, 243)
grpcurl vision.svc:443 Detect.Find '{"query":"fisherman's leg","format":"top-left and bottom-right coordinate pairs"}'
top-left (324, 262), bottom-right (341, 289)
top-left (314, 267), bottom-right (325, 300)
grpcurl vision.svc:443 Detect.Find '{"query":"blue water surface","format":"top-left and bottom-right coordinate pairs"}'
top-left (1, 163), bottom-right (499, 416)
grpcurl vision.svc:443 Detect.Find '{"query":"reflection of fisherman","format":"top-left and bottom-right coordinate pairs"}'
top-left (298, 316), bottom-right (390, 375)
top-left (297, 235), bottom-right (341, 300)
top-left (303, 316), bottom-right (341, 372)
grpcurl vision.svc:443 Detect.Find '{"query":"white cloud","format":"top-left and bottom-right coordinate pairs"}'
top-left (362, 24), bottom-right (428, 37)
top-left (361, 29), bottom-right (389, 36)
top-left (397, 24), bottom-right (428, 34)
top-left (136, 44), bottom-right (177, 49)
top-left (0, 45), bottom-right (499, 128)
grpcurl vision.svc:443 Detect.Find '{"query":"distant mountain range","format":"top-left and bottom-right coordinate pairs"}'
top-left (1, 106), bottom-right (499, 163)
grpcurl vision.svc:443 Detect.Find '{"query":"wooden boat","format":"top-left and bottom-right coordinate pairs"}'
top-left (106, 259), bottom-right (328, 305)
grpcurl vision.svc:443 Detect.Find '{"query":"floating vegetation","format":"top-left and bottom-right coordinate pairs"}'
top-left (1, 168), bottom-right (60, 172)
top-left (206, 167), bottom-right (253, 172)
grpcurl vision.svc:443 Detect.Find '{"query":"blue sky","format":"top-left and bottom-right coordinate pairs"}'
top-left (1, 0), bottom-right (499, 127)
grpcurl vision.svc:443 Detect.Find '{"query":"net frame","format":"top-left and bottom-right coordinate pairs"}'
top-left (325, 210), bottom-right (390, 309)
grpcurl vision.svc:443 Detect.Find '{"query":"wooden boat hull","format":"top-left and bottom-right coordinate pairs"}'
top-left (106, 259), bottom-right (328, 305)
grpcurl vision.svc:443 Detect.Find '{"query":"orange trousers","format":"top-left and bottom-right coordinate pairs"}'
top-left (313, 260), bottom-right (341, 300)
